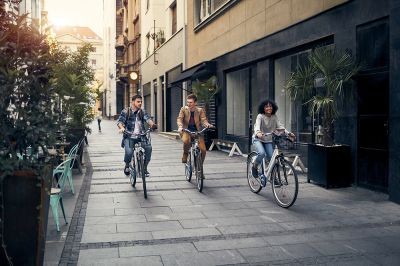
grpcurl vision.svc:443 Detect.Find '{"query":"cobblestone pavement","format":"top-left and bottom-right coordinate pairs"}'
top-left (52, 120), bottom-right (400, 265)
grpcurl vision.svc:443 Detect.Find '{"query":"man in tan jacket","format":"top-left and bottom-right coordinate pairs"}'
top-left (177, 94), bottom-right (214, 163)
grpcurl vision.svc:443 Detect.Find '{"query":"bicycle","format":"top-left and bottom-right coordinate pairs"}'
top-left (183, 127), bottom-right (213, 192)
top-left (124, 128), bottom-right (152, 199)
top-left (246, 132), bottom-right (299, 208)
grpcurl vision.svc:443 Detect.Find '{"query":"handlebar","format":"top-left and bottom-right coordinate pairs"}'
top-left (256, 131), bottom-right (295, 143)
top-left (124, 128), bottom-right (152, 137)
top-left (183, 127), bottom-right (215, 135)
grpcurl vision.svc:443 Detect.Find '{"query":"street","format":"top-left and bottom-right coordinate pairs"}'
top-left (49, 120), bottom-right (400, 265)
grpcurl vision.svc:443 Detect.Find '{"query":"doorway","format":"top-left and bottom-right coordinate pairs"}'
top-left (225, 66), bottom-right (258, 153)
top-left (356, 18), bottom-right (389, 191)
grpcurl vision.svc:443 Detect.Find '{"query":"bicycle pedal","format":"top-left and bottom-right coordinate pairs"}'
top-left (260, 174), bottom-right (267, 187)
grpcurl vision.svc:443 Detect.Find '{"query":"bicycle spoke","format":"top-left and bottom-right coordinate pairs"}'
top-left (271, 158), bottom-right (298, 208)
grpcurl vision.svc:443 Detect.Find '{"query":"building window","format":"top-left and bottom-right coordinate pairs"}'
top-left (171, 2), bottom-right (177, 35)
top-left (91, 59), bottom-right (97, 66)
top-left (274, 50), bottom-right (313, 143)
top-left (31, 0), bottom-right (38, 19)
top-left (91, 47), bottom-right (97, 52)
top-left (19, 0), bottom-right (27, 14)
top-left (226, 68), bottom-right (249, 136)
top-left (196, 0), bottom-right (231, 24)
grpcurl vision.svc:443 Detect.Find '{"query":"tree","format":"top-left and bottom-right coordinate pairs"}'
top-left (51, 43), bottom-right (96, 130)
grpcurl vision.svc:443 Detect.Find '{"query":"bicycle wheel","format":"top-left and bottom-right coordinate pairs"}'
top-left (185, 152), bottom-right (192, 182)
top-left (129, 161), bottom-right (136, 187)
top-left (137, 152), bottom-right (147, 199)
top-left (271, 157), bottom-right (298, 208)
top-left (246, 152), bottom-right (262, 193)
top-left (194, 152), bottom-right (204, 192)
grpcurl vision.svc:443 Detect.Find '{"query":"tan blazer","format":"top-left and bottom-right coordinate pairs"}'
top-left (177, 106), bottom-right (210, 130)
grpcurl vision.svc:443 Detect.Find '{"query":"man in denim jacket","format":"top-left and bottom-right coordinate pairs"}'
top-left (117, 94), bottom-right (157, 176)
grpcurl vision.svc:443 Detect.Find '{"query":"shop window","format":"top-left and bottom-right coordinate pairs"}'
top-left (274, 50), bottom-right (312, 143)
top-left (171, 2), bottom-right (177, 35)
top-left (226, 68), bottom-right (249, 136)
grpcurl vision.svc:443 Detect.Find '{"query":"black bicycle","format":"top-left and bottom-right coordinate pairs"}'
top-left (183, 128), bottom-right (213, 192)
top-left (124, 129), bottom-right (151, 199)
top-left (247, 132), bottom-right (299, 208)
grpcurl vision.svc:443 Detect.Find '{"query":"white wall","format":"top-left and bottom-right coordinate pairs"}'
top-left (103, 0), bottom-right (117, 116)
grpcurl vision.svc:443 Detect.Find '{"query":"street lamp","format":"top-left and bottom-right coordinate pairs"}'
top-left (128, 70), bottom-right (141, 94)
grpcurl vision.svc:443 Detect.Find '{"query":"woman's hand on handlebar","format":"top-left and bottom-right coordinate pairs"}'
top-left (287, 132), bottom-right (296, 142)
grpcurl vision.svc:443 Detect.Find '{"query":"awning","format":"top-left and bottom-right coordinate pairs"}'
top-left (169, 61), bottom-right (216, 86)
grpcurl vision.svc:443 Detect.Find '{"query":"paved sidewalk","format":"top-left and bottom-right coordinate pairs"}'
top-left (51, 120), bottom-right (400, 265)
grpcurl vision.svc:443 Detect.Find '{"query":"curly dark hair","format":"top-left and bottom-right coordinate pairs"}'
top-left (257, 99), bottom-right (278, 115)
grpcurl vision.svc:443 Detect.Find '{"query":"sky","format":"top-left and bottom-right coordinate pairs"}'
top-left (46, 0), bottom-right (104, 37)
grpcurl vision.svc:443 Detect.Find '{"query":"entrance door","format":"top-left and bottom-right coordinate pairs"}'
top-left (356, 19), bottom-right (389, 191)
top-left (166, 85), bottom-right (182, 131)
top-left (357, 73), bottom-right (389, 191)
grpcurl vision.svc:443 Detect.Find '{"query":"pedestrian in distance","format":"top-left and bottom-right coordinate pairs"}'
top-left (96, 108), bottom-right (102, 132)
top-left (117, 94), bottom-right (157, 177)
top-left (251, 99), bottom-right (295, 177)
top-left (177, 94), bottom-right (214, 164)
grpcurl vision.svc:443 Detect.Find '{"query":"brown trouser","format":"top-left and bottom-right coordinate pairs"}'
top-left (181, 132), bottom-right (207, 163)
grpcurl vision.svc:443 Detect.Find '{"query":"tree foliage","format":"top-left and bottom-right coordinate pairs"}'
top-left (0, 1), bottom-right (61, 178)
top-left (51, 42), bottom-right (96, 130)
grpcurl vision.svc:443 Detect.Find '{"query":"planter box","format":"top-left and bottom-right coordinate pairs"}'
top-left (307, 144), bottom-right (352, 188)
top-left (0, 166), bottom-right (52, 265)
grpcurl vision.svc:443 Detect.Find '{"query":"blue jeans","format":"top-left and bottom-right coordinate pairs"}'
top-left (252, 138), bottom-right (273, 165)
top-left (123, 138), bottom-right (152, 168)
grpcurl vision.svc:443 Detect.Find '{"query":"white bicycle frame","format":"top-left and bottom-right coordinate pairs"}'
top-left (261, 144), bottom-right (279, 180)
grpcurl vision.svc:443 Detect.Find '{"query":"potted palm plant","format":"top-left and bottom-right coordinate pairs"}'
top-left (286, 46), bottom-right (360, 188)
top-left (0, 3), bottom-right (61, 265)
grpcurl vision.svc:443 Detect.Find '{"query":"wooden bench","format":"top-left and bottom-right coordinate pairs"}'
top-left (208, 139), bottom-right (243, 157)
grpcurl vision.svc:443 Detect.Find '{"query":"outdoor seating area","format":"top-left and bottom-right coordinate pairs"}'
top-left (49, 136), bottom-right (85, 231)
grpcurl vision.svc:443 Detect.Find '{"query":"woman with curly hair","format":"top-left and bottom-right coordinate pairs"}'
top-left (251, 99), bottom-right (295, 177)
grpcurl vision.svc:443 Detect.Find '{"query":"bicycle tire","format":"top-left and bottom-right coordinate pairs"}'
top-left (246, 152), bottom-right (262, 193)
top-left (195, 152), bottom-right (203, 192)
top-left (185, 152), bottom-right (192, 182)
top-left (130, 162), bottom-right (136, 187)
top-left (271, 157), bottom-right (298, 208)
top-left (137, 152), bottom-right (147, 199)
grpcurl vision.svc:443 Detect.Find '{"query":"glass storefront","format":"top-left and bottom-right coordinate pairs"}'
top-left (226, 68), bottom-right (249, 137)
top-left (274, 50), bottom-right (314, 143)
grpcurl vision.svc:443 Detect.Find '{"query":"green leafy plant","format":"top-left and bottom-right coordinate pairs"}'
top-left (285, 46), bottom-right (360, 146)
top-left (191, 75), bottom-right (220, 116)
top-left (51, 43), bottom-right (96, 131)
top-left (0, 2), bottom-right (63, 263)
top-left (0, 3), bottom-right (61, 178)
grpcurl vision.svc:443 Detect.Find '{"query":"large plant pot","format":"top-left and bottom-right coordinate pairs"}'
top-left (0, 165), bottom-right (52, 265)
top-left (307, 144), bottom-right (352, 188)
